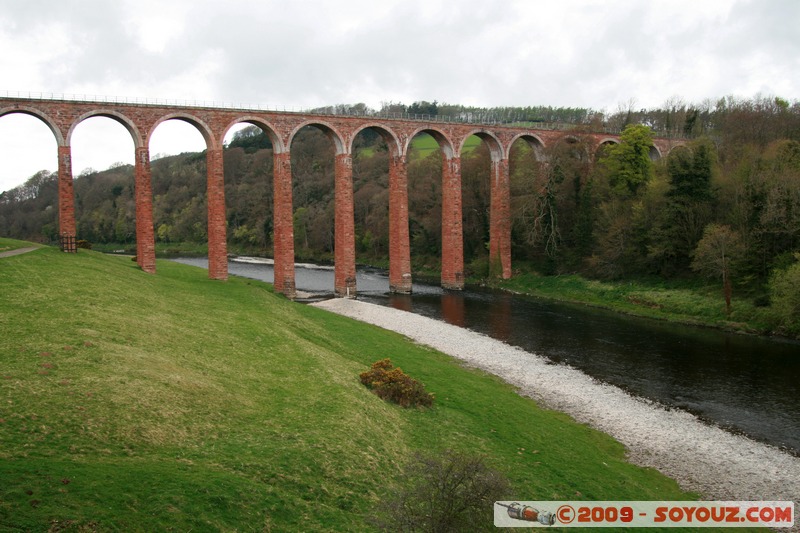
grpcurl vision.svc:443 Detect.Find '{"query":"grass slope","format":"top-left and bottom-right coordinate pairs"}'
top-left (0, 238), bottom-right (696, 531)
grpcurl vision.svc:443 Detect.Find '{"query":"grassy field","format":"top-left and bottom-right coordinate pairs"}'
top-left (407, 133), bottom-right (483, 159)
top-left (351, 133), bottom-right (485, 163)
top-left (355, 132), bottom-right (484, 160)
top-left (497, 272), bottom-right (777, 336)
top-left (0, 238), bottom-right (699, 531)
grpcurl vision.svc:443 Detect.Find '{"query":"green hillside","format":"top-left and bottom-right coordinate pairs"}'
top-left (0, 238), bottom-right (694, 530)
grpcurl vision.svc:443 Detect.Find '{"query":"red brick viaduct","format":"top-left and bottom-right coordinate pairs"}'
top-left (0, 96), bottom-right (683, 298)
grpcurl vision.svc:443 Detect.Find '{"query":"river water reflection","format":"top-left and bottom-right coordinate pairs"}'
top-left (171, 257), bottom-right (800, 455)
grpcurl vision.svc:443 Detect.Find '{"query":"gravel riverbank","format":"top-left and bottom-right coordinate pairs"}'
top-left (313, 298), bottom-right (799, 523)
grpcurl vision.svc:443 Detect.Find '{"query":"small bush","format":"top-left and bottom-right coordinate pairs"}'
top-left (76, 239), bottom-right (92, 249)
top-left (468, 255), bottom-right (490, 279)
top-left (371, 449), bottom-right (511, 532)
top-left (359, 359), bottom-right (434, 408)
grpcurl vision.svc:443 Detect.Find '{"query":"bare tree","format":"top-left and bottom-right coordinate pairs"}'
top-left (691, 224), bottom-right (744, 315)
top-left (372, 450), bottom-right (510, 532)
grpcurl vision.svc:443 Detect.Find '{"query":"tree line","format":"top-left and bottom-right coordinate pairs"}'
top-left (1, 95), bottom-right (799, 333)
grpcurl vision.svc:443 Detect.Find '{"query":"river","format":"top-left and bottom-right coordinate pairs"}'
top-left (170, 256), bottom-right (800, 455)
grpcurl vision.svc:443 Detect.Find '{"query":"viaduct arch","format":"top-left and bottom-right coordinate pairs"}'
top-left (0, 96), bottom-right (684, 298)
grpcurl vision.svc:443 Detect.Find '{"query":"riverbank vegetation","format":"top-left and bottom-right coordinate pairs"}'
top-left (496, 271), bottom-right (777, 335)
top-left (0, 238), bottom-right (697, 530)
top-left (2, 95), bottom-right (799, 336)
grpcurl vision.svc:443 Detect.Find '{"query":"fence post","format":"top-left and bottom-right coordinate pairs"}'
top-left (60, 234), bottom-right (76, 253)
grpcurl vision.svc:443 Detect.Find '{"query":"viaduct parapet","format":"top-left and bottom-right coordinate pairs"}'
top-left (0, 96), bottom-right (684, 298)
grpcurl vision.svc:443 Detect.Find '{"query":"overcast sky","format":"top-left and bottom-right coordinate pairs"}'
top-left (1, 0), bottom-right (798, 193)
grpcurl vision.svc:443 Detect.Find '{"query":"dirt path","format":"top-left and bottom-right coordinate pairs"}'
top-left (0, 246), bottom-right (39, 259)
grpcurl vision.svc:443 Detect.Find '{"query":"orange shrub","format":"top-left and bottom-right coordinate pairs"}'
top-left (359, 359), bottom-right (434, 408)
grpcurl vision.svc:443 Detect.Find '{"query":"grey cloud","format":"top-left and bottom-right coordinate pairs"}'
top-left (1, 0), bottom-right (797, 110)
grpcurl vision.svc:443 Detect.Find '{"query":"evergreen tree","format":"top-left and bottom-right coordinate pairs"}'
top-left (651, 139), bottom-right (716, 273)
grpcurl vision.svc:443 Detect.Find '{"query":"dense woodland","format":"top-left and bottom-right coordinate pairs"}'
top-left (2, 95), bottom-right (800, 331)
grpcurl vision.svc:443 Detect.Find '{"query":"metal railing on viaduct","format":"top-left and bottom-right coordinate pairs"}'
top-left (0, 94), bottom-right (683, 298)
